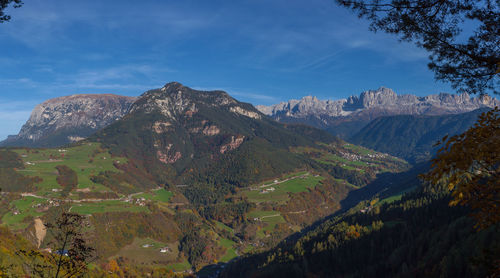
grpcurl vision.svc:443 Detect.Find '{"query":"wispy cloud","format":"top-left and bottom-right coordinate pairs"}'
top-left (229, 91), bottom-right (280, 103)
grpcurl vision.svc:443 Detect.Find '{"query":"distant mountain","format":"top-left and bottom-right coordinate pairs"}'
top-left (91, 82), bottom-right (339, 204)
top-left (257, 87), bottom-right (499, 138)
top-left (0, 94), bottom-right (136, 148)
top-left (349, 108), bottom-right (488, 163)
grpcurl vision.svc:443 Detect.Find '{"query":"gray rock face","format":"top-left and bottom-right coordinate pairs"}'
top-left (130, 82), bottom-right (260, 120)
top-left (2, 94), bottom-right (136, 147)
top-left (257, 87), bottom-right (499, 138)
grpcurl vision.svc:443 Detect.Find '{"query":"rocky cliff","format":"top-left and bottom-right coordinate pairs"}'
top-left (1, 94), bottom-right (136, 147)
top-left (257, 87), bottom-right (499, 138)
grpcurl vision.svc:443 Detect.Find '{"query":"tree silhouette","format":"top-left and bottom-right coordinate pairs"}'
top-left (17, 212), bottom-right (97, 278)
top-left (0, 0), bottom-right (22, 23)
top-left (336, 0), bottom-right (499, 95)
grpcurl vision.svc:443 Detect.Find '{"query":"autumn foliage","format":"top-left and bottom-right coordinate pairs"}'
top-left (423, 107), bottom-right (500, 229)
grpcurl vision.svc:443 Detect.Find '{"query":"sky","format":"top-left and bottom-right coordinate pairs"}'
top-left (0, 0), bottom-right (457, 140)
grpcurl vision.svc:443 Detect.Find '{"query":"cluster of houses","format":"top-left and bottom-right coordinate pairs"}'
top-left (360, 205), bottom-right (374, 214)
top-left (124, 197), bottom-right (147, 206)
top-left (366, 152), bottom-right (387, 159)
top-left (32, 199), bottom-right (60, 212)
top-left (338, 150), bottom-right (363, 162)
top-left (339, 149), bottom-right (387, 162)
top-left (259, 187), bottom-right (275, 194)
top-left (12, 199), bottom-right (61, 215)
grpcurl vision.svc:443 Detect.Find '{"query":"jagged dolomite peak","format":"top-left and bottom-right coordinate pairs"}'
top-left (2, 94), bottom-right (136, 147)
top-left (256, 87), bottom-right (500, 138)
top-left (259, 87), bottom-right (500, 119)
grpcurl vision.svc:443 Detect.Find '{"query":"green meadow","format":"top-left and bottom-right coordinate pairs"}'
top-left (243, 172), bottom-right (323, 203)
top-left (13, 143), bottom-right (128, 196)
top-left (70, 200), bottom-right (149, 215)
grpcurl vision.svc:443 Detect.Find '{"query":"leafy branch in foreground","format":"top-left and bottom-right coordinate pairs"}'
top-left (422, 107), bottom-right (500, 229)
top-left (17, 212), bottom-right (97, 278)
top-left (0, 0), bottom-right (23, 23)
top-left (336, 0), bottom-right (500, 94)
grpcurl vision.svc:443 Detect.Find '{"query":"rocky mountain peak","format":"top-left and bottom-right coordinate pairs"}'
top-left (129, 82), bottom-right (260, 120)
top-left (1, 94), bottom-right (136, 147)
top-left (257, 87), bottom-right (500, 138)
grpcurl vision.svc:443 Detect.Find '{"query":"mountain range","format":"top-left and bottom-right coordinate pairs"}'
top-left (3, 86), bottom-right (497, 151)
top-left (257, 87), bottom-right (499, 138)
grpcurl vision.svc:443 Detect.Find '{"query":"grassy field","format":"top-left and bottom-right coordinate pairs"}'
top-left (248, 210), bottom-right (280, 219)
top-left (343, 143), bottom-right (373, 155)
top-left (215, 221), bottom-right (234, 234)
top-left (2, 197), bottom-right (46, 230)
top-left (219, 238), bottom-right (238, 262)
top-left (165, 260), bottom-right (192, 272)
top-left (135, 189), bottom-right (173, 203)
top-left (152, 189), bottom-right (173, 202)
top-left (243, 172), bottom-right (323, 203)
top-left (377, 194), bottom-right (403, 206)
top-left (320, 153), bottom-right (368, 167)
top-left (112, 237), bottom-right (179, 266)
top-left (247, 210), bottom-right (286, 238)
top-left (377, 186), bottom-right (417, 206)
top-left (70, 200), bottom-right (149, 215)
top-left (258, 215), bottom-right (286, 238)
top-left (293, 144), bottom-right (407, 176)
top-left (13, 143), bottom-right (128, 196)
top-left (1, 196), bottom-right (46, 229)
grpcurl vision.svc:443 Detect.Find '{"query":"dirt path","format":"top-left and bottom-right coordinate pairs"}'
top-left (284, 210), bottom-right (306, 214)
top-left (259, 173), bottom-right (310, 188)
top-left (259, 214), bottom-right (281, 220)
top-left (34, 218), bottom-right (46, 248)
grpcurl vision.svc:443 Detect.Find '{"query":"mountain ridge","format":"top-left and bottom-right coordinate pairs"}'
top-left (1, 93), bottom-right (136, 148)
top-left (349, 108), bottom-right (488, 163)
top-left (257, 87), bottom-right (499, 138)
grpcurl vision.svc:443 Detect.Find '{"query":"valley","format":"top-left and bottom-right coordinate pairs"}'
top-left (0, 117), bottom-right (408, 274)
top-left (0, 83), bottom-right (496, 277)
top-left (1, 1), bottom-right (498, 277)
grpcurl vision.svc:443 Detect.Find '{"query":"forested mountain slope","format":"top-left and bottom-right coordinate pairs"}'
top-left (221, 182), bottom-right (499, 278)
top-left (349, 108), bottom-right (488, 163)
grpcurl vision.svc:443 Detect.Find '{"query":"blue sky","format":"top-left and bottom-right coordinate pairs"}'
top-left (0, 0), bottom-right (455, 140)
